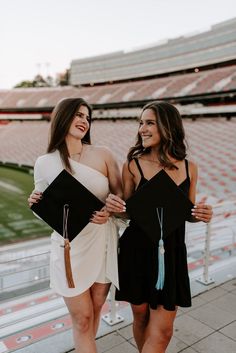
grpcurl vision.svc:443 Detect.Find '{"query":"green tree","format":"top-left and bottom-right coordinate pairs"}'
top-left (14, 74), bottom-right (53, 88)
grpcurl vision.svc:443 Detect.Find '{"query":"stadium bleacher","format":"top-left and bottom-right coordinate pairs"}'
top-left (70, 18), bottom-right (236, 84)
top-left (0, 64), bottom-right (235, 110)
top-left (0, 118), bottom-right (236, 202)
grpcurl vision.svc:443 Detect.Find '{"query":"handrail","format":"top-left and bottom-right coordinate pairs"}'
top-left (195, 199), bottom-right (236, 285)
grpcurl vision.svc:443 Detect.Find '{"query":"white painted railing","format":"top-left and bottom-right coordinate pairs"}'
top-left (191, 199), bottom-right (236, 285)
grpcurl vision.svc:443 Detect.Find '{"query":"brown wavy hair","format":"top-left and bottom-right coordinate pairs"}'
top-left (127, 101), bottom-right (187, 169)
top-left (47, 98), bottom-right (92, 172)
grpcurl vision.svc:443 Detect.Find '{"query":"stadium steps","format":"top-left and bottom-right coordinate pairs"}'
top-left (0, 291), bottom-right (66, 338)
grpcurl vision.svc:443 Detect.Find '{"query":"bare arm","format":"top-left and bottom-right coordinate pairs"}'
top-left (106, 160), bottom-right (136, 215)
top-left (105, 149), bottom-right (123, 198)
top-left (122, 161), bottom-right (136, 201)
top-left (188, 161), bottom-right (213, 223)
top-left (91, 148), bottom-right (123, 223)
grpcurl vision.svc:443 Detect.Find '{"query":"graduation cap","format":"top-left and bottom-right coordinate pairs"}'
top-left (126, 169), bottom-right (193, 290)
top-left (31, 169), bottom-right (104, 288)
top-left (31, 169), bottom-right (104, 240)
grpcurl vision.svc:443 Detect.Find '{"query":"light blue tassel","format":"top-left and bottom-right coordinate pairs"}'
top-left (156, 238), bottom-right (165, 290)
top-left (155, 208), bottom-right (165, 290)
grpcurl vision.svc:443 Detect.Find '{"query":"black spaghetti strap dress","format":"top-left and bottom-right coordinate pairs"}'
top-left (116, 158), bottom-right (192, 311)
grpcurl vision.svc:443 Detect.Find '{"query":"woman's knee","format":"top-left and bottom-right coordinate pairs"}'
top-left (159, 326), bottom-right (173, 342)
top-left (131, 303), bottom-right (149, 326)
top-left (71, 310), bottom-right (93, 334)
top-left (149, 325), bottom-right (173, 347)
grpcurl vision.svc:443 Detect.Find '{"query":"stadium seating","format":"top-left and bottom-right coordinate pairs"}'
top-left (0, 65), bottom-right (235, 109)
top-left (0, 121), bottom-right (49, 166)
top-left (189, 66), bottom-right (236, 95)
top-left (0, 118), bottom-right (236, 202)
top-left (70, 18), bottom-right (236, 84)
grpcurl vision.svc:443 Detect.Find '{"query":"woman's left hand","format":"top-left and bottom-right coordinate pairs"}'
top-left (90, 207), bottom-right (111, 224)
top-left (191, 202), bottom-right (213, 223)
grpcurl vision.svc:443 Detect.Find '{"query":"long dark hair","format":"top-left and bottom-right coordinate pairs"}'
top-left (127, 101), bottom-right (187, 169)
top-left (47, 98), bottom-right (92, 172)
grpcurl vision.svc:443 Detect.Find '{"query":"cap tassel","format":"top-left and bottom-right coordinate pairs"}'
top-left (64, 238), bottom-right (75, 288)
top-left (156, 238), bottom-right (165, 290)
top-left (155, 208), bottom-right (165, 290)
top-left (63, 204), bottom-right (75, 288)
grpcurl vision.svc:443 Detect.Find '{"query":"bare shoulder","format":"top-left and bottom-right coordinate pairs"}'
top-left (123, 159), bottom-right (137, 176)
top-left (87, 145), bottom-right (114, 159)
top-left (188, 159), bottom-right (198, 179)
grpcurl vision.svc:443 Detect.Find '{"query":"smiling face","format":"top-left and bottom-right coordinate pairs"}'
top-left (67, 105), bottom-right (90, 140)
top-left (139, 108), bottom-right (160, 148)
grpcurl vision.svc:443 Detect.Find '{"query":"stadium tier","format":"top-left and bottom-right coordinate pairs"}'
top-left (70, 18), bottom-right (236, 85)
top-left (0, 65), bottom-right (235, 112)
top-left (0, 87), bottom-right (81, 110)
top-left (0, 118), bottom-right (236, 202)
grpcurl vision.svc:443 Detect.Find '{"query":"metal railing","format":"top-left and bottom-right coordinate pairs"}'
top-left (0, 252), bottom-right (50, 294)
top-left (187, 199), bottom-right (236, 285)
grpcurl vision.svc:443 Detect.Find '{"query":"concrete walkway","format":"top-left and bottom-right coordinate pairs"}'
top-left (67, 279), bottom-right (236, 353)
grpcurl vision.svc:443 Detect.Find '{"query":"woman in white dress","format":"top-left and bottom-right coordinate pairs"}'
top-left (28, 98), bottom-right (123, 353)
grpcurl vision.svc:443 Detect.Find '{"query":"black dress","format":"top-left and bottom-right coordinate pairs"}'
top-left (116, 158), bottom-right (192, 311)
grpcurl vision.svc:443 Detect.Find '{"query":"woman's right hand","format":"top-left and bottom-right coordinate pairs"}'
top-left (28, 191), bottom-right (42, 207)
top-left (105, 193), bottom-right (126, 213)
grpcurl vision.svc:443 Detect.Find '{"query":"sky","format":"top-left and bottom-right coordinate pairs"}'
top-left (0, 0), bottom-right (236, 89)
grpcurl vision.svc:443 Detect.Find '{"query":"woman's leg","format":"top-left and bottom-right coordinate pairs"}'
top-left (131, 303), bottom-right (149, 352)
top-left (141, 306), bottom-right (177, 353)
top-left (63, 290), bottom-right (97, 353)
top-left (90, 282), bottom-right (111, 334)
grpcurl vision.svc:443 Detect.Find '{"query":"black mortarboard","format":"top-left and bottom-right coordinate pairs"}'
top-left (31, 169), bottom-right (104, 241)
top-left (126, 169), bottom-right (193, 244)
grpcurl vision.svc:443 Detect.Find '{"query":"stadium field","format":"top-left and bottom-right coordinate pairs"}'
top-left (0, 166), bottom-right (50, 244)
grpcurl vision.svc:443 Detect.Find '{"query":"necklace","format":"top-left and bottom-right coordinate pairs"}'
top-left (70, 144), bottom-right (83, 159)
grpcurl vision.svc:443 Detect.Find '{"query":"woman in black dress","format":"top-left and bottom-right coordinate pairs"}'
top-left (106, 101), bottom-right (213, 353)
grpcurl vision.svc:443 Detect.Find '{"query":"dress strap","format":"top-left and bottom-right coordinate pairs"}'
top-left (133, 158), bottom-right (144, 178)
top-left (185, 159), bottom-right (190, 179)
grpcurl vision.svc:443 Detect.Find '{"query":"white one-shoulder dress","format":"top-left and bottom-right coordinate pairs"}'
top-left (33, 150), bottom-right (119, 297)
